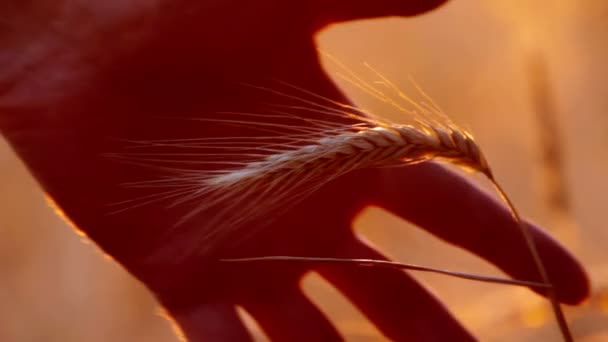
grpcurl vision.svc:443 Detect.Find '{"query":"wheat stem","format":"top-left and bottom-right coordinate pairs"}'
top-left (492, 181), bottom-right (573, 342)
top-left (111, 73), bottom-right (573, 339)
top-left (222, 256), bottom-right (550, 289)
top-left (206, 120), bottom-right (571, 340)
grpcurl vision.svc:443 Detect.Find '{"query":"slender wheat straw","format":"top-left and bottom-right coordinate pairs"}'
top-left (222, 256), bottom-right (551, 289)
top-left (109, 59), bottom-right (571, 340)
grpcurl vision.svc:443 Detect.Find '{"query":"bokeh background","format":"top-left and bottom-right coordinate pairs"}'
top-left (1, 0), bottom-right (607, 340)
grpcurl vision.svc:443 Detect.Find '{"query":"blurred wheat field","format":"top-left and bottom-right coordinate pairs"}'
top-left (1, 0), bottom-right (607, 341)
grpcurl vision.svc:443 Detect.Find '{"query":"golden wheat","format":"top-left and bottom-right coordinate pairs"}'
top-left (109, 61), bottom-right (571, 340)
top-left (186, 120), bottom-right (490, 246)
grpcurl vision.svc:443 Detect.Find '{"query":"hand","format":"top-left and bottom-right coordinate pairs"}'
top-left (0, 1), bottom-right (589, 341)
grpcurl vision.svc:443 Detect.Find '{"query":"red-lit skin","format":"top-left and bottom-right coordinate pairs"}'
top-left (0, 1), bottom-right (589, 341)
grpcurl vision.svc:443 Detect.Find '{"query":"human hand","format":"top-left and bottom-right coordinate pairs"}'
top-left (0, 0), bottom-right (589, 341)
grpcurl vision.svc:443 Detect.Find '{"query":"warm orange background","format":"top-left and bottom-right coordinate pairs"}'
top-left (1, 0), bottom-right (607, 340)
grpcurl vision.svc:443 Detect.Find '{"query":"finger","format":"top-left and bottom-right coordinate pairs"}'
top-left (317, 235), bottom-right (475, 342)
top-left (238, 282), bottom-right (343, 342)
top-left (372, 162), bottom-right (590, 304)
top-left (167, 301), bottom-right (254, 342)
top-left (315, 0), bottom-right (449, 26)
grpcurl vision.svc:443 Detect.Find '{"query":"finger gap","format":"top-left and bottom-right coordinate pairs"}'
top-left (235, 306), bottom-right (271, 342)
top-left (300, 271), bottom-right (386, 340)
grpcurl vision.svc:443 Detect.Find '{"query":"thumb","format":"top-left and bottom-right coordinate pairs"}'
top-left (316, 0), bottom-right (449, 27)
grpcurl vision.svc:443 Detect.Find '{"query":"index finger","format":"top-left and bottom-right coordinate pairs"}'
top-left (371, 162), bottom-right (589, 304)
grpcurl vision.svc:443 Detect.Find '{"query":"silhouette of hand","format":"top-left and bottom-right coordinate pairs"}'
top-left (0, 1), bottom-right (588, 341)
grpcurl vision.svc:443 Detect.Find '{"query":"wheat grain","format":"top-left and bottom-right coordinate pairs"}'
top-left (209, 124), bottom-right (490, 189)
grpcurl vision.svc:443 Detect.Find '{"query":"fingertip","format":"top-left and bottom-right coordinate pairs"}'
top-left (531, 226), bottom-right (591, 305)
top-left (374, 163), bottom-right (590, 306)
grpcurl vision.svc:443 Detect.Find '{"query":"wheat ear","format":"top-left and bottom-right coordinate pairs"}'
top-left (214, 117), bottom-right (571, 341)
top-left (109, 62), bottom-right (571, 339)
top-left (209, 83), bottom-right (570, 341)
top-left (169, 120), bottom-right (491, 251)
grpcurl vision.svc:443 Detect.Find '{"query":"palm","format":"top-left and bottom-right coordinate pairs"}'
top-left (0, 0), bottom-right (588, 341)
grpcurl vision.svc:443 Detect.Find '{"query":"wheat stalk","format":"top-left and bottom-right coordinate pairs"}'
top-left (222, 256), bottom-right (551, 289)
top-left (202, 115), bottom-right (571, 339)
top-left (109, 61), bottom-right (572, 340)
top-left (205, 114), bottom-right (571, 341)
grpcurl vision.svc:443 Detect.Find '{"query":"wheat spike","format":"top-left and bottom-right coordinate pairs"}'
top-left (159, 116), bottom-right (491, 256)
top-left (107, 54), bottom-right (574, 340)
top-left (209, 124), bottom-right (490, 189)
top-left (109, 69), bottom-right (495, 253)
